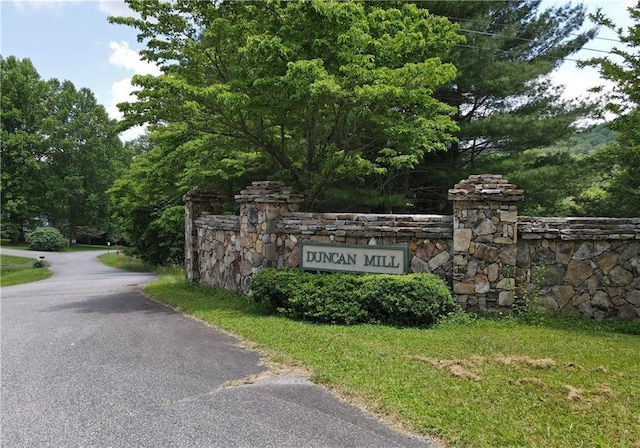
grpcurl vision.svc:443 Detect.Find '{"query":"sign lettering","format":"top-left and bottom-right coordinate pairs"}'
top-left (300, 242), bottom-right (407, 274)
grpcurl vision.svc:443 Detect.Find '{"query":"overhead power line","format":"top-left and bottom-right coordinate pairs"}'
top-left (451, 44), bottom-right (586, 64)
top-left (458, 28), bottom-right (616, 55)
top-left (444, 15), bottom-right (623, 45)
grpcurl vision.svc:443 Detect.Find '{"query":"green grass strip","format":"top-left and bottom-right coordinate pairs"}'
top-left (0, 254), bottom-right (52, 287)
top-left (97, 253), bottom-right (156, 272)
top-left (0, 254), bottom-right (35, 267)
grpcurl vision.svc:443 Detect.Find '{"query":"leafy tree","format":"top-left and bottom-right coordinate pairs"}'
top-left (109, 136), bottom-right (182, 265)
top-left (110, 0), bottom-right (463, 208)
top-left (0, 56), bottom-right (48, 242)
top-left (39, 79), bottom-right (129, 243)
top-left (110, 126), bottom-right (251, 265)
top-left (579, 1), bottom-right (640, 216)
top-left (1, 56), bottom-right (129, 244)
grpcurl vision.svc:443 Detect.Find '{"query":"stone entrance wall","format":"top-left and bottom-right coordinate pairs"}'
top-left (518, 217), bottom-right (640, 320)
top-left (184, 175), bottom-right (640, 320)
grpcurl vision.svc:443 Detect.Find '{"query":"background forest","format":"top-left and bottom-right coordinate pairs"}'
top-left (2, 0), bottom-right (638, 265)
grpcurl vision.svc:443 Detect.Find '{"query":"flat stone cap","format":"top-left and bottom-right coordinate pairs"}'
top-left (447, 174), bottom-right (524, 202)
top-left (183, 186), bottom-right (227, 203)
top-left (235, 181), bottom-right (304, 203)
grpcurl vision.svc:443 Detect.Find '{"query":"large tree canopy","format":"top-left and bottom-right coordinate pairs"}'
top-left (1, 56), bottom-right (48, 242)
top-left (1, 56), bottom-right (129, 243)
top-left (110, 0), bottom-right (463, 207)
top-left (40, 79), bottom-right (130, 243)
top-left (429, 0), bottom-right (595, 156)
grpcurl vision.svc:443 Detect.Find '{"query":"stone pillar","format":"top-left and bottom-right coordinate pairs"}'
top-left (183, 187), bottom-right (226, 284)
top-left (235, 181), bottom-right (304, 293)
top-left (448, 175), bottom-right (524, 312)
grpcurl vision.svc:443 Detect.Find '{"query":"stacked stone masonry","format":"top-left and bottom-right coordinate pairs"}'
top-left (448, 174), bottom-right (524, 313)
top-left (518, 217), bottom-right (640, 321)
top-left (185, 176), bottom-right (639, 321)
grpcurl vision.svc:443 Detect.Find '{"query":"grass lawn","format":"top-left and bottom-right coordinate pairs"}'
top-left (0, 254), bottom-right (52, 287)
top-left (141, 272), bottom-right (640, 448)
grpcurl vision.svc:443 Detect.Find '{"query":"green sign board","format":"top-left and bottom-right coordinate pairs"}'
top-left (300, 242), bottom-right (408, 274)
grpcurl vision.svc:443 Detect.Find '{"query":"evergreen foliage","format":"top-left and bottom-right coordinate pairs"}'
top-left (391, 1), bottom-right (597, 212)
top-left (579, 1), bottom-right (640, 217)
top-left (470, 125), bottom-right (618, 217)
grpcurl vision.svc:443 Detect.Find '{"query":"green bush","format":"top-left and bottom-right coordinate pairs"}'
top-left (32, 259), bottom-right (48, 268)
top-left (251, 269), bottom-right (457, 327)
top-left (26, 228), bottom-right (68, 251)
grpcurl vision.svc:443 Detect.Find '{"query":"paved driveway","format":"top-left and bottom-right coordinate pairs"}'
top-left (0, 248), bottom-right (435, 447)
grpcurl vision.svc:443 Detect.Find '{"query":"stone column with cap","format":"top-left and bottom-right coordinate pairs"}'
top-left (183, 187), bottom-right (226, 284)
top-left (235, 181), bottom-right (304, 293)
top-left (448, 175), bottom-right (524, 312)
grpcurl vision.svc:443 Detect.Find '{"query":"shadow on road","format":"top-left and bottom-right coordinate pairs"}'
top-left (44, 292), bottom-right (176, 315)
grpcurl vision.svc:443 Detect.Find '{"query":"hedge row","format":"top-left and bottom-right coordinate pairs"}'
top-left (251, 269), bottom-right (457, 327)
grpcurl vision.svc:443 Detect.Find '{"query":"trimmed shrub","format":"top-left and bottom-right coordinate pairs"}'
top-left (26, 227), bottom-right (68, 251)
top-left (251, 269), bottom-right (457, 327)
top-left (360, 274), bottom-right (457, 327)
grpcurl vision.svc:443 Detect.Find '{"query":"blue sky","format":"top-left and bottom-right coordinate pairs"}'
top-left (1, 0), bottom-right (159, 140)
top-left (1, 0), bottom-right (634, 141)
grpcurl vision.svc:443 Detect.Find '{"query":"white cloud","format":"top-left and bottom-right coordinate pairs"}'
top-left (10, 0), bottom-right (136, 16)
top-left (551, 63), bottom-right (607, 102)
top-left (549, 60), bottom-right (620, 126)
top-left (106, 77), bottom-right (134, 120)
top-left (109, 41), bottom-right (161, 76)
top-left (9, 0), bottom-right (76, 14)
top-left (107, 41), bottom-right (160, 140)
top-left (119, 125), bottom-right (147, 142)
top-left (107, 76), bottom-right (148, 141)
top-left (97, 0), bottom-right (133, 16)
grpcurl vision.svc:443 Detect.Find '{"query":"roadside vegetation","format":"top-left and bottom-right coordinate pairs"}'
top-left (0, 253), bottom-right (52, 287)
top-left (97, 252), bottom-right (160, 273)
top-left (137, 268), bottom-right (640, 448)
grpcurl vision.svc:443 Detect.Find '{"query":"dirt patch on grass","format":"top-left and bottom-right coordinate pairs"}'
top-left (408, 354), bottom-right (617, 401)
top-left (409, 355), bottom-right (484, 381)
top-left (495, 356), bottom-right (556, 368)
top-left (564, 385), bottom-right (583, 401)
top-left (447, 364), bottom-right (482, 382)
top-left (563, 383), bottom-right (619, 405)
top-left (409, 355), bottom-right (563, 381)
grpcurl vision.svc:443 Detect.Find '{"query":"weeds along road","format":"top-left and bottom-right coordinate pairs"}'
top-left (0, 248), bottom-right (434, 448)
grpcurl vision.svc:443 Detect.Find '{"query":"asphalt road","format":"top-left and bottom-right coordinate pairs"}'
top-left (0, 248), bottom-right (436, 448)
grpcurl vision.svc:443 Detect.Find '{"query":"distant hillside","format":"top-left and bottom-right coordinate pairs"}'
top-left (469, 122), bottom-right (619, 217)
top-left (544, 123), bottom-right (616, 155)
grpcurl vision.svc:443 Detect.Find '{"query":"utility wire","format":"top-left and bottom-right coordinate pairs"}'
top-left (444, 15), bottom-right (624, 45)
top-left (458, 28), bottom-right (615, 55)
top-left (451, 43), bottom-right (617, 64)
